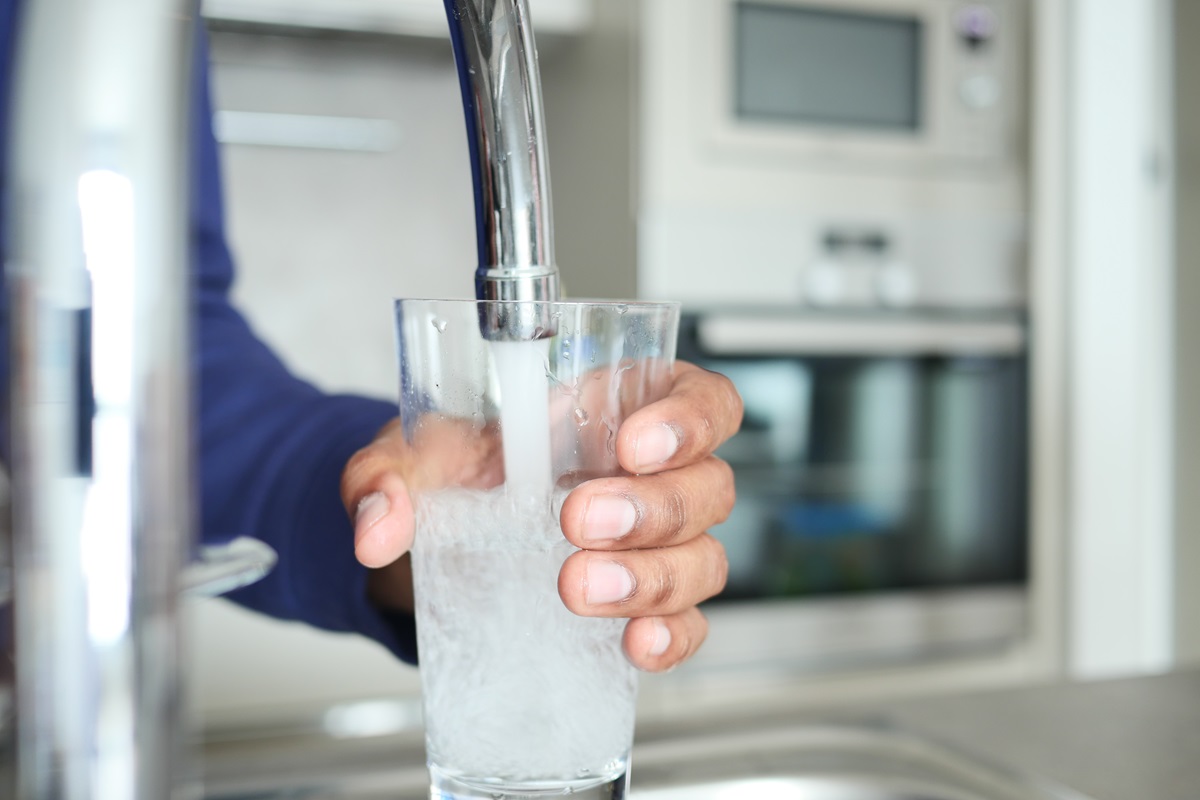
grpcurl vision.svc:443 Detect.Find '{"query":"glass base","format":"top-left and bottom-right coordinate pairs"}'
top-left (429, 765), bottom-right (629, 799)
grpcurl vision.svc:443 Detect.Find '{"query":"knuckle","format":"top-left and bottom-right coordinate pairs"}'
top-left (646, 553), bottom-right (680, 609)
top-left (694, 410), bottom-right (717, 452)
top-left (340, 447), bottom-right (380, 498)
top-left (703, 535), bottom-right (730, 596)
top-left (722, 374), bottom-right (745, 426)
top-left (710, 457), bottom-right (737, 524)
top-left (658, 486), bottom-right (690, 540)
top-left (673, 631), bottom-right (693, 665)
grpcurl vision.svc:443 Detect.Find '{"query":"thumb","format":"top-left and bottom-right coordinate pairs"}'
top-left (342, 437), bottom-right (417, 568)
top-left (351, 480), bottom-right (415, 569)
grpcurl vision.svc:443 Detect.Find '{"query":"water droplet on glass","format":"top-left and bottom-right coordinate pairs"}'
top-left (616, 304), bottom-right (629, 315)
top-left (617, 357), bottom-right (636, 373)
top-left (573, 408), bottom-right (589, 426)
top-left (431, 317), bottom-right (448, 333)
top-left (533, 326), bottom-right (546, 339)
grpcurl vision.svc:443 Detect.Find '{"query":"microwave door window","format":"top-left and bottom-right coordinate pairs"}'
top-left (735, 3), bottom-right (922, 130)
top-left (705, 355), bottom-right (1027, 602)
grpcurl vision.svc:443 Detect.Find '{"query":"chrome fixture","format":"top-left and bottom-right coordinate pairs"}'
top-left (443, 0), bottom-right (562, 339)
top-left (6, 0), bottom-right (195, 797)
top-left (2, 0), bottom-right (563, 796)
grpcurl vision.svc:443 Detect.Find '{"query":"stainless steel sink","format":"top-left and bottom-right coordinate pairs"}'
top-left (629, 724), bottom-right (1095, 800)
top-left (639, 777), bottom-right (1028, 800)
top-left (201, 714), bottom-right (1096, 800)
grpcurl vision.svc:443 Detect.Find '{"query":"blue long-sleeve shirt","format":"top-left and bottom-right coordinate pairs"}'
top-left (0, 3), bottom-right (417, 663)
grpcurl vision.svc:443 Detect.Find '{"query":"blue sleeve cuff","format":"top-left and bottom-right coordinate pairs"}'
top-left (220, 392), bottom-right (418, 665)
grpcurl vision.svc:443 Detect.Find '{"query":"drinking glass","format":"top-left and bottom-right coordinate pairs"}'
top-left (394, 298), bottom-right (680, 800)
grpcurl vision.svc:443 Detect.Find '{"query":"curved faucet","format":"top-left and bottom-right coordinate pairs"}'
top-left (443, 0), bottom-right (562, 339)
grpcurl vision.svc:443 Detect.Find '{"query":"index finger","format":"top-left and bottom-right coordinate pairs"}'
top-left (617, 361), bottom-right (743, 475)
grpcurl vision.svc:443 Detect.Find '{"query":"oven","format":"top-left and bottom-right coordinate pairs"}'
top-left (677, 310), bottom-right (1029, 673)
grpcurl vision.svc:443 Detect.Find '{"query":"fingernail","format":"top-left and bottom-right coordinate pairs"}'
top-left (582, 495), bottom-right (638, 541)
top-left (634, 424), bottom-right (679, 470)
top-left (586, 560), bottom-right (636, 605)
top-left (355, 492), bottom-right (390, 543)
top-left (649, 620), bottom-right (672, 657)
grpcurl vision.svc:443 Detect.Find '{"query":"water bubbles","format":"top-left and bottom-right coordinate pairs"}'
top-left (573, 408), bottom-right (590, 426)
top-left (432, 317), bottom-right (448, 333)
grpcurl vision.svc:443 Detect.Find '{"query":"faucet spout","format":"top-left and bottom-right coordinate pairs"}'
top-left (443, 0), bottom-right (561, 339)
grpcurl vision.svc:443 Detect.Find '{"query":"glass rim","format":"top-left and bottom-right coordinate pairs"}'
top-left (394, 297), bottom-right (680, 310)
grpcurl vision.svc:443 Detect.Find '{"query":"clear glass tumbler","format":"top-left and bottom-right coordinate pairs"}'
top-left (394, 299), bottom-right (681, 800)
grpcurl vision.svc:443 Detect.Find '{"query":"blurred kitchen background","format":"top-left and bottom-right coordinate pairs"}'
top-left (187, 0), bottom-right (1197, 735)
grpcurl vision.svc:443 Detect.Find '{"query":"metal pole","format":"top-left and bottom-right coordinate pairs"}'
top-left (6, 0), bottom-right (196, 796)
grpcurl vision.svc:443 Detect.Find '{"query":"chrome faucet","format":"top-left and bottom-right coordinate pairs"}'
top-left (5, 0), bottom-right (195, 797)
top-left (2, 0), bottom-right (560, 797)
top-left (443, 0), bottom-right (562, 339)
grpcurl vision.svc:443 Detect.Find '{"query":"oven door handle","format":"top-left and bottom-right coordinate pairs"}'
top-left (697, 315), bottom-right (1026, 356)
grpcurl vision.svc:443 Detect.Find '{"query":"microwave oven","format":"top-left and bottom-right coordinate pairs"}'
top-left (636, 0), bottom-right (1029, 310)
top-left (698, 0), bottom-right (1025, 166)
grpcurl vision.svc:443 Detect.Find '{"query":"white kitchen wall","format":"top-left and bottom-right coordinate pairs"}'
top-left (1067, 0), bottom-right (1175, 679)
top-left (212, 31), bottom-right (477, 398)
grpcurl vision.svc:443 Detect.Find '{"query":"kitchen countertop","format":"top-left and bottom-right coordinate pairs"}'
top-left (872, 669), bottom-right (1200, 800)
top-left (199, 669), bottom-right (1200, 799)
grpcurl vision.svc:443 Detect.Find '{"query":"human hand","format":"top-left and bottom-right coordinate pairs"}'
top-left (554, 361), bottom-right (742, 671)
top-left (340, 416), bottom-right (502, 615)
top-left (341, 361), bottom-right (743, 672)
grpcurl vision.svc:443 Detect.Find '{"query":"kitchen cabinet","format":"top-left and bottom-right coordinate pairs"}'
top-left (201, 0), bottom-right (594, 38)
